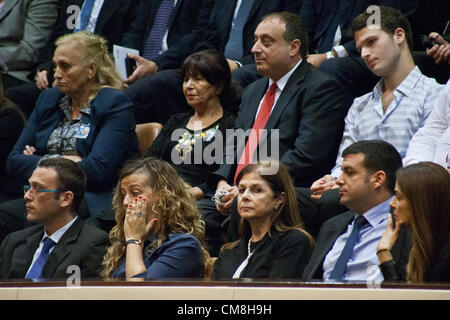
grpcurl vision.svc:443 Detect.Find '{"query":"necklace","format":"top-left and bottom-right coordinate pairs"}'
top-left (247, 237), bottom-right (254, 256)
top-left (232, 237), bottom-right (256, 279)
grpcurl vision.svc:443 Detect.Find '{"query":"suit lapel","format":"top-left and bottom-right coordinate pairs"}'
top-left (167, 0), bottom-right (183, 32)
top-left (41, 219), bottom-right (83, 278)
top-left (94, 0), bottom-right (123, 34)
top-left (264, 61), bottom-right (307, 131)
top-left (0, 0), bottom-right (18, 21)
top-left (309, 212), bottom-right (354, 278)
top-left (246, 0), bottom-right (263, 22)
top-left (9, 228), bottom-right (43, 278)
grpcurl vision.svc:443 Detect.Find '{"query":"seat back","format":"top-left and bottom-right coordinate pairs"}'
top-left (205, 257), bottom-right (217, 280)
top-left (135, 122), bottom-right (163, 156)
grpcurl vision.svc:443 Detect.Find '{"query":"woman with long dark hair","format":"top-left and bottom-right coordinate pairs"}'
top-left (377, 162), bottom-right (450, 282)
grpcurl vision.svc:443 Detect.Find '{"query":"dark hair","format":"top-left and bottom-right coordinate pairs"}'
top-left (395, 162), bottom-right (450, 282)
top-left (342, 140), bottom-right (402, 192)
top-left (351, 5), bottom-right (413, 51)
top-left (37, 157), bottom-right (86, 213)
top-left (229, 160), bottom-right (313, 246)
top-left (262, 11), bottom-right (309, 57)
top-left (181, 49), bottom-right (241, 114)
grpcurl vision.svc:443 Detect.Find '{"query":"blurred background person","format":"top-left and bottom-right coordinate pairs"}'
top-left (0, 0), bottom-right (57, 90)
top-left (0, 74), bottom-right (26, 201)
top-left (101, 158), bottom-right (210, 280)
top-left (212, 161), bottom-right (314, 279)
top-left (0, 31), bottom-right (138, 243)
top-left (377, 162), bottom-right (450, 282)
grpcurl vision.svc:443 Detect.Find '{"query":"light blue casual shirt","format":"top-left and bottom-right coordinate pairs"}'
top-left (322, 197), bottom-right (393, 281)
top-left (331, 67), bottom-right (443, 177)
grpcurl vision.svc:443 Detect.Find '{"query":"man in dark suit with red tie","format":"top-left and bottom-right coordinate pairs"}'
top-left (201, 12), bottom-right (351, 253)
top-left (0, 157), bottom-right (108, 280)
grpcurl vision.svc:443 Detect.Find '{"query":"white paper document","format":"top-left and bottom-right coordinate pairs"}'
top-left (113, 44), bottom-right (140, 79)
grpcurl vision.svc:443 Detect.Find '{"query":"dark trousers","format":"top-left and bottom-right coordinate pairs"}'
top-left (5, 82), bottom-right (42, 119)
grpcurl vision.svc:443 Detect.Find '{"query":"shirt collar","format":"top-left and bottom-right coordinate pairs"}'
top-left (268, 59), bottom-right (303, 92)
top-left (43, 216), bottom-right (78, 244)
top-left (372, 66), bottom-right (422, 99)
top-left (59, 95), bottom-right (92, 119)
top-left (357, 196), bottom-right (393, 227)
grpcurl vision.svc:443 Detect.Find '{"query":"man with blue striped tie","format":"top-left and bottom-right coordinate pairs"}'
top-left (0, 158), bottom-right (108, 280)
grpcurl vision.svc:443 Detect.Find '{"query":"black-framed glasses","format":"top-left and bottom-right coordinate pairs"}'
top-left (23, 185), bottom-right (65, 196)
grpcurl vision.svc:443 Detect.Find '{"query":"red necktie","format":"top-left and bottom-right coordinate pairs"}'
top-left (234, 83), bottom-right (277, 184)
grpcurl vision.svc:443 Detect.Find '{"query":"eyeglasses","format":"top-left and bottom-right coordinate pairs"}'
top-left (23, 185), bottom-right (65, 196)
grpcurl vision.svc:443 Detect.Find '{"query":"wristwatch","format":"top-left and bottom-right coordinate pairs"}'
top-left (326, 51), bottom-right (335, 59)
top-left (126, 239), bottom-right (142, 247)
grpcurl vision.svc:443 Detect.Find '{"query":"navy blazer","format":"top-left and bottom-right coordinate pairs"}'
top-left (196, 0), bottom-right (302, 66)
top-left (211, 60), bottom-right (351, 188)
top-left (0, 218), bottom-right (109, 280)
top-left (7, 87), bottom-right (138, 213)
top-left (110, 233), bottom-right (203, 279)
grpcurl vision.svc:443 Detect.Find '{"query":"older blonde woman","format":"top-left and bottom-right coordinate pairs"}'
top-left (102, 157), bottom-right (210, 279)
top-left (1, 32), bottom-right (138, 238)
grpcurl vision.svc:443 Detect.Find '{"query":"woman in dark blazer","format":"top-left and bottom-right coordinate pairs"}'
top-left (0, 32), bottom-right (137, 238)
top-left (377, 162), bottom-right (450, 282)
top-left (212, 160), bottom-right (314, 279)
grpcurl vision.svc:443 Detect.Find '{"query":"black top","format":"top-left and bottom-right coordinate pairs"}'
top-left (147, 110), bottom-right (236, 194)
top-left (212, 229), bottom-right (313, 280)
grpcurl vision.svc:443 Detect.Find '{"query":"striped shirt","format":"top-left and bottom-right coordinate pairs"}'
top-left (331, 66), bottom-right (443, 177)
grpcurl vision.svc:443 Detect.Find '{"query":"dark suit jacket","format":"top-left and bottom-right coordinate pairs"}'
top-left (122, 0), bottom-right (214, 71)
top-left (196, 0), bottom-right (302, 66)
top-left (300, 0), bottom-right (414, 54)
top-left (211, 60), bottom-right (351, 188)
top-left (0, 218), bottom-right (109, 279)
top-left (302, 211), bottom-right (412, 280)
top-left (38, 0), bottom-right (142, 72)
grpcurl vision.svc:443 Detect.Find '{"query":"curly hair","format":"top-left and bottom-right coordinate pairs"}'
top-left (101, 157), bottom-right (210, 278)
top-left (55, 31), bottom-right (123, 89)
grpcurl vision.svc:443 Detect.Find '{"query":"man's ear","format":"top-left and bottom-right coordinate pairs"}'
top-left (393, 27), bottom-right (406, 46)
top-left (290, 39), bottom-right (301, 57)
top-left (371, 170), bottom-right (387, 190)
top-left (59, 191), bottom-right (74, 209)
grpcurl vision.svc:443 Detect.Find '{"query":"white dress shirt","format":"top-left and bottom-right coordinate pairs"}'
top-left (404, 79), bottom-right (450, 168)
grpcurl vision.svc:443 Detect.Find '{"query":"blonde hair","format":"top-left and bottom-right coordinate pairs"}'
top-left (101, 157), bottom-right (210, 278)
top-left (55, 31), bottom-right (123, 89)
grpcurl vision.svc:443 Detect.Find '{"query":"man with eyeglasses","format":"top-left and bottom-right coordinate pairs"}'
top-left (0, 157), bottom-right (108, 280)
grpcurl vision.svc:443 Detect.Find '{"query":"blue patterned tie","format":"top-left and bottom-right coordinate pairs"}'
top-left (74, 0), bottom-right (96, 32)
top-left (224, 0), bottom-right (254, 60)
top-left (329, 215), bottom-right (368, 280)
top-left (25, 237), bottom-right (56, 279)
top-left (143, 0), bottom-right (175, 61)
